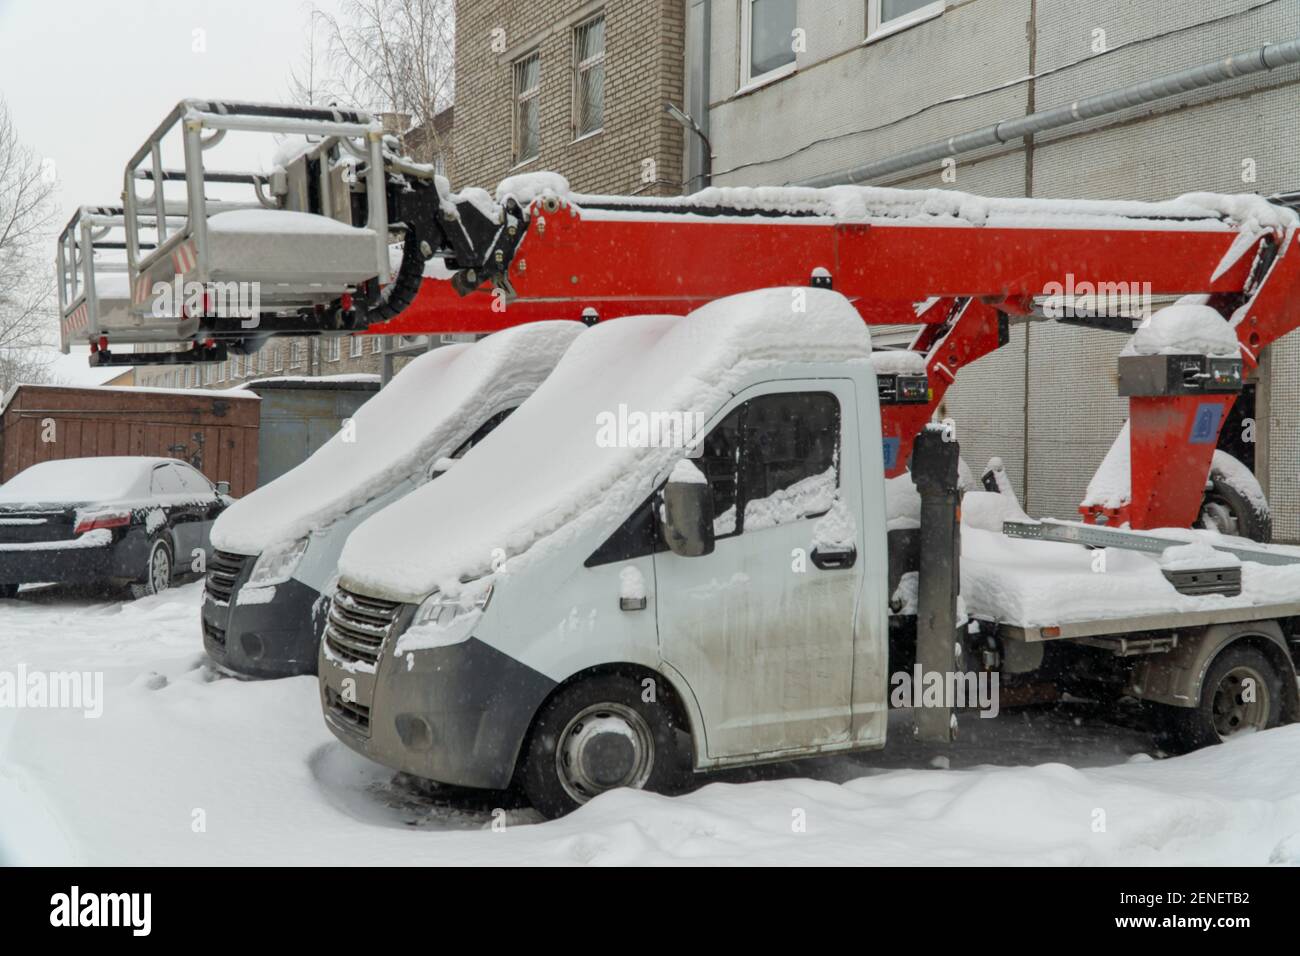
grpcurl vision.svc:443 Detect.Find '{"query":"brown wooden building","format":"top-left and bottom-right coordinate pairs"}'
top-left (0, 385), bottom-right (261, 497)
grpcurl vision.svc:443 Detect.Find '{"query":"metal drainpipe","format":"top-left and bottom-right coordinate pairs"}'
top-left (687, 0), bottom-right (712, 192)
top-left (795, 36), bottom-right (1300, 188)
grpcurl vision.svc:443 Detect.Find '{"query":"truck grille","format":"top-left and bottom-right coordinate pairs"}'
top-left (324, 587), bottom-right (402, 666)
top-left (325, 686), bottom-right (371, 734)
top-left (206, 550), bottom-right (249, 604)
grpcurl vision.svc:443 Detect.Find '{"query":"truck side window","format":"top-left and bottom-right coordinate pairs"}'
top-left (450, 406), bottom-right (516, 459)
top-left (694, 405), bottom-right (743, 537)
top-left (737, 392), bottom-right (839, 532)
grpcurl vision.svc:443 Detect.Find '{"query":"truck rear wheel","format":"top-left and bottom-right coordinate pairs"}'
top-left (1161, 645), bottom-right (1282, 752)
top-left (1196, 451), bottom-right (1271, 543)
top-left (520, 674), bottom-right (684, 819)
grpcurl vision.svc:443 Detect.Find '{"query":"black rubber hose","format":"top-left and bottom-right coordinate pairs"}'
top-left (367, 228), bottom-right (426, 323)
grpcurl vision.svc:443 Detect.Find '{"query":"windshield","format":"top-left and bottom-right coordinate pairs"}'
top-left (0, 458), bottom-right (150, 504)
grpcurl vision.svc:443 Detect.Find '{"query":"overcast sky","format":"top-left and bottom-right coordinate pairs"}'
top-left (0, 0), bottom-right (342, 383)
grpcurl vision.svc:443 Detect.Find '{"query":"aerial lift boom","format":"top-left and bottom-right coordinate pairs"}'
top-left (60, 101), bottom-right (1300, 535)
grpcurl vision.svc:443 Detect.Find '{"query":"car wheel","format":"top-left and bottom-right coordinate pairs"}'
top-left (129, 538), bottom-right (174, 600)
top-left (521, 673), bottom-right (685, 819)
top-left (1160, 645), bottom-right (1283, 752)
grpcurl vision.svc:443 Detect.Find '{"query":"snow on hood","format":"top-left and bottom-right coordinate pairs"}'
top-left (211, 321), bottom-right (584, 555)
top-left (338, 287), bottom-right (872, 602)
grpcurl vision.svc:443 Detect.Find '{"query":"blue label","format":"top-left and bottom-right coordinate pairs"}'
top-left (882, 437), bottom-right (901, 470)
top-left (1189, 403), bottom-right (1223, 445)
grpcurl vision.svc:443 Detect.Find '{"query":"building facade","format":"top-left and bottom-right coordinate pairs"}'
top-left (691, 0), bottom-right (1300, 539)
top-left (452, 0), bottom-right (687, 195)
top-left (134, 335), bottom-right (388, 390)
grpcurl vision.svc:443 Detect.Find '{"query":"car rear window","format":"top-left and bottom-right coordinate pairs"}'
top-left (0, 458), bottom-right (151, 503)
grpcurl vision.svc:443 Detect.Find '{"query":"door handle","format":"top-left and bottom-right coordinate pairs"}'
top-left (811, 546), bottom-right (857, 570)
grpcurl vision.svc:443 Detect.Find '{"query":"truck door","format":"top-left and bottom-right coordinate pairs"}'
top-left (654, 381), bottom-right (863, 760)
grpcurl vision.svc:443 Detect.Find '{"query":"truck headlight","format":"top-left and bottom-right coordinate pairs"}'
top-left (247, 537), bottom-right (309, 588)
top-left (411, 584), bottom-right (494, 629)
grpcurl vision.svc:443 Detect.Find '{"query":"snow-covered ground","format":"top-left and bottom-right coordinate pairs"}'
top-left (1, 582), bottom-right (1298, 866)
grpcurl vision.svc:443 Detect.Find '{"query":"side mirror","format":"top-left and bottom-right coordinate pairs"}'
top-left (660, 461), bottom-right (715, 557)
top-left (215, 480), bottom-right (231, 496)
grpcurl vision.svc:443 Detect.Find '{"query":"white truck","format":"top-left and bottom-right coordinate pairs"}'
top-left (202, 321), bottom-right (582, 678)
top-left (317, 288), bottom-right (1300, 817)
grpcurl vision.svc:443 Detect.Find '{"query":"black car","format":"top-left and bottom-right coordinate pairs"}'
top-left (0, 456), bottom-right (232, 599)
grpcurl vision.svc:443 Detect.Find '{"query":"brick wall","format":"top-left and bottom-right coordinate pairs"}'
top-left (135, 336), bottom-right (385, 390)
top-left (453, 0), bottom-right (686, 195)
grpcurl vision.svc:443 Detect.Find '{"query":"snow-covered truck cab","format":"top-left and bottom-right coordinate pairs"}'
top-left (319, 288), bottom-right (891, 816)
top-left (202, 321), bottom-right (583, 679)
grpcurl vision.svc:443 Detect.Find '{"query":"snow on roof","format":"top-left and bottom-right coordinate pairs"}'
top-left (211, 320), bottom-right (584, 555)
top-left (338, 287), bottom-right (873, 601)
top-left (870, 350), bottom-right (927, 376)
top-left (0, 456), bottom-right (168, 503)
top-left (238, 373), bottom-right (381, 390)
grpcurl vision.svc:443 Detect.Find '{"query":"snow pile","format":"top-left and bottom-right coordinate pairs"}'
top-left (1124, 302), bottom-right (1239, 357)
top-left (745, 468), bottom-right (837, 531)
top-left (3, 583), bottom-right (1300, 864)
top-left (960, 490), bottom-right (1031, 533)
top-left (496, 172), bottom-right (570, 207)
top-left (885, 473), bottom-right (921, 530)
top-left (212, 322), bottom-right (584, 555)
top-left (1081, 422), bottom-right (1131, 511)
top-left (962, 524), bottom-right (1300, 628)
top-left (869, 350), bottom-right (926, 376)
top-left (339, 288), bottom-right (873, 601)
top-left (1159, 539), bottom-right (1241, 572)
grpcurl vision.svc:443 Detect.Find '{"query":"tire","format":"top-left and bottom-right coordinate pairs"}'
top-left (129, 538), bottom-right (173, 600)
top-left (520, 673), bottom-right (686, 819)
top-left (1160, 645), bottom-right (1283, 752)
top-left (0, 583), bottom-right (17, 600)
top-left (1196, 451), bottom-right (1271, 543)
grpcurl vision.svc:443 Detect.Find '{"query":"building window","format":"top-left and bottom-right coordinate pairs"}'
top-left (741, 0), bottom-right (797, 87)
top-left (513, 52), bottom-right (541, 164)
top-left (350, 335), bottom-right (363, 358)
top-left (291, 341), bottom-right (304, 368)
top-left (327, 337), bottom-right (341, 362)
top-left (573, 15), bottom-right (605, 138)
top-left (867, 0), bottom-right (944, 39)
top-left (274, 346), bottom-right (284, 371)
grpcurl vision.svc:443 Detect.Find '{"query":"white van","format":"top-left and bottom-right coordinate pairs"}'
top-left (203, 321), bottom-right (583, 678)
top-left (318, 288), bottom-right (890, 815)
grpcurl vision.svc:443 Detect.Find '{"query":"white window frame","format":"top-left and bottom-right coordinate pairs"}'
top-left (327, 337), bottom-right (341, 362)
top-left (866, 0), bottom-right (945, 43)
top-left (572, 14), bottom-right (606, 140)
top-left (740, 0), bottom-right (797, 93)
top-left (372, 335), bottom-right (383, 354)
top-left (350, 334), bottom-right (363, 358)
top-left (512, 51), bottom-right (542, 166)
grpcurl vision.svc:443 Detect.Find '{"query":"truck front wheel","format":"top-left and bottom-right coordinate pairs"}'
top-left (1161, 645), bottom-right (1283, 752)
top-left (521, 674), bottom-right (684, 818)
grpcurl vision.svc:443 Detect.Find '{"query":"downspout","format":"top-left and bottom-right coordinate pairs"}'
top-left (796, 35), bottom-right (1300, 188)
top-left (685, 0), bottom-right (712, 192)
